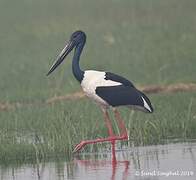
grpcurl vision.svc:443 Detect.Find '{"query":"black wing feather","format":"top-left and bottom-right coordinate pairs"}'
top-left (105, 72), bottom-right (135, 87)
top-left (96, 85), bottom-right (153, 112)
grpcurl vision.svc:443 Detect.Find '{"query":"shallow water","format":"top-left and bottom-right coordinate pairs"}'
top-left (0, 142), bottom-right (196, 180)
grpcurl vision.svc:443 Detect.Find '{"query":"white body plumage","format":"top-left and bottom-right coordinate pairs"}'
top-left (81, 70), bottom-right (121, 107)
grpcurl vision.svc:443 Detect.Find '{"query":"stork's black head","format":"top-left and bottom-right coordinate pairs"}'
top-left (47, 30), bottom-right (86, 76)
top-left (70, 30), bottom-right (86, 45)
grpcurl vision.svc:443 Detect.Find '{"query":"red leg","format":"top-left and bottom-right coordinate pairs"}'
top-left (73, 134), bottom-right (128, 153)
top-left (113, 108), bottom-right (128, 138)
top-left (73, 108), bottom-right (128, 153)
top-left (102, 109), bottom-right (114, 137)
top-left (111, 140), bottom-right (117, 163)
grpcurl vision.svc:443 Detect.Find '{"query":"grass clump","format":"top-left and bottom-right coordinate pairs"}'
top-left (0, 93), bottom-right (196, 163)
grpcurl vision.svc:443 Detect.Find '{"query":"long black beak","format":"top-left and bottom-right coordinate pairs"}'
top-left (47, 40), bottom-right (75, 76)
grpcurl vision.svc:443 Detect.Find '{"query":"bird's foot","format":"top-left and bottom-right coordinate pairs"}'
top-left (73, 134), bottom-right (128, 153)
top-left (73, 141), bottom-right (87, 153)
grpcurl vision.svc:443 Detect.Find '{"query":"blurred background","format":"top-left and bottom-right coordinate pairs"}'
top-left (1, 0), bottom-right (196, 101)
top-left (0, 0), bottom-right (196, 165)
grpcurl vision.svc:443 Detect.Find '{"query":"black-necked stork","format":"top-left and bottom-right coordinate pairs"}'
top-left (47, 30), bottom-right (153, 154)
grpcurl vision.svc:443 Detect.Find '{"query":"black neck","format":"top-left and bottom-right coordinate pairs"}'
top-left (72, 43), bottom-right (85, 82)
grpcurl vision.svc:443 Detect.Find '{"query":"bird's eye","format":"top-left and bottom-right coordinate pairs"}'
top-left (73, 35), bottom-right (77, 39)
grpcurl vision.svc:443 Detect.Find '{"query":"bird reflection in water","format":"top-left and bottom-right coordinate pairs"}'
top-left (74, 145), bottom-right (130, 180)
